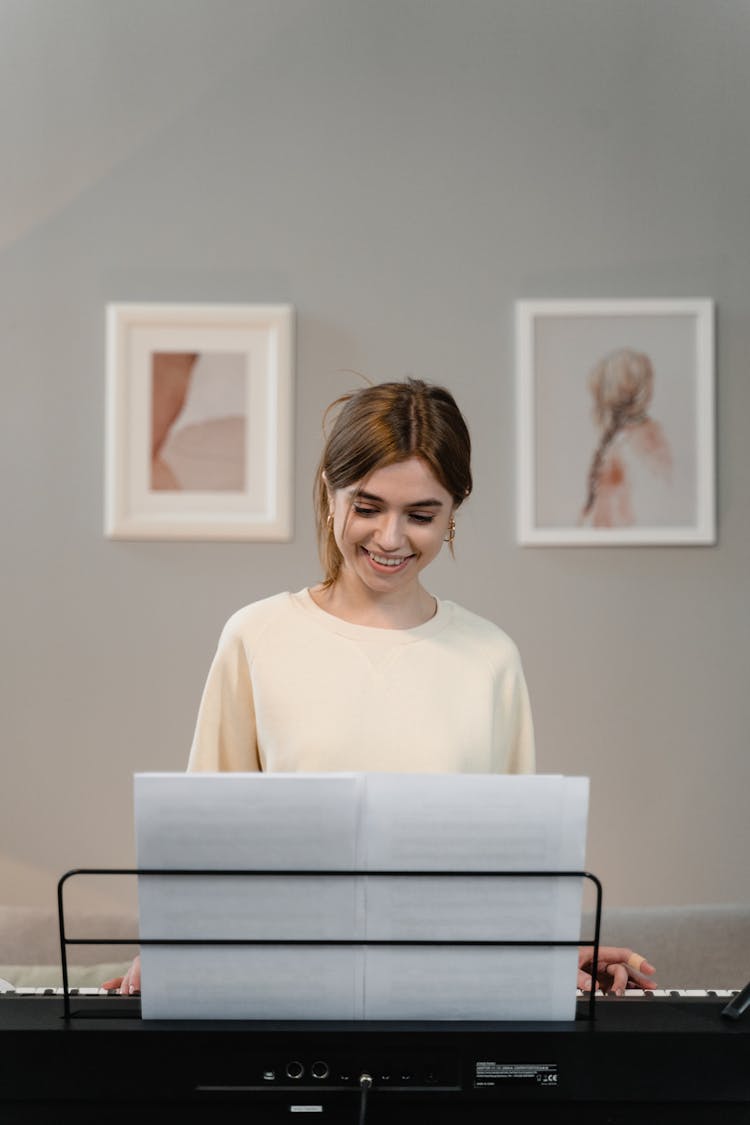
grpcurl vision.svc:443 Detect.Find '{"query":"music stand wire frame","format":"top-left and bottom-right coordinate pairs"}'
top-left (57, 868), bottom-right (603, 1022)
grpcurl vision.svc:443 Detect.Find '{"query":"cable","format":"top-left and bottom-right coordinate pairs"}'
top-left (357, 1071), bottom-right (373, 1125)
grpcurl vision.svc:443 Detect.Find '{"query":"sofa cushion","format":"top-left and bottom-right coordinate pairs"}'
top-left (0, 904), bottom-right (138, 966)
top-left (582, 904), bottom-right (750, 987)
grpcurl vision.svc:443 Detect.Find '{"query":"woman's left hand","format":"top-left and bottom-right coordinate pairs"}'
top-left (578, 945), bottom-right (657, 995)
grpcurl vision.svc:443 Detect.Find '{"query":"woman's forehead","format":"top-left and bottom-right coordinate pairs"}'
top-left (345, 457), bottom-right (451, 502)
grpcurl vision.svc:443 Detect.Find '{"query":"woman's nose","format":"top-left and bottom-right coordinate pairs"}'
top-left (372, 512), bottom-right (404, 550)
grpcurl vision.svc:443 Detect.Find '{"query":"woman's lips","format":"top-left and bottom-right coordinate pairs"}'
top-left (361, 547), bottom-right (414, 572)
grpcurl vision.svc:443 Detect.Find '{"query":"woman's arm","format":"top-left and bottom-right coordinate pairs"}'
top-left (493, 647), bottom-right (536, 774)
top-left (187, 619), bottom-right (260, 772)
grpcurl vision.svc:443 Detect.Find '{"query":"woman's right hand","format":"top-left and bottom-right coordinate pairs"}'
top-left (102, 954), bottom-right (141, 995)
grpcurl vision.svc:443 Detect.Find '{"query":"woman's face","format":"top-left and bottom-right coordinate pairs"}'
top-left (328, 457), bottom-right (455, 598)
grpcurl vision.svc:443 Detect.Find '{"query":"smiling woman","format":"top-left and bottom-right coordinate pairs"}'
top-left (106, 379), bottom-right (655, 996)
top-left (189, 379), bottom-right (529, 772)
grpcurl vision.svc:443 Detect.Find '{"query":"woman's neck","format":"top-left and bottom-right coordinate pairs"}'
top-left (308, 577), bottom-right (437, 630)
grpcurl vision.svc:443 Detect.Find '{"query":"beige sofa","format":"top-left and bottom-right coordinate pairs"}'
top-left (584, 904), bottom-right (750, 988)
top-left (2, 902), bottom-right (749, 990)
top-left (0, 904), bottom-right (137, 988)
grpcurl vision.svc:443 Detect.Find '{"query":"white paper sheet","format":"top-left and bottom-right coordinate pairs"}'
top-left (360, 774), bottom-right (588, 1020)
top-left (134, 772), bottom-right (589, 1021)
top-left (135, 773), bottom-right (365, 1018)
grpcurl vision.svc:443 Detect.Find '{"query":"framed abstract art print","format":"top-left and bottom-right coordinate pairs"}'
top-left (105, 302), bottom-right (294, 541)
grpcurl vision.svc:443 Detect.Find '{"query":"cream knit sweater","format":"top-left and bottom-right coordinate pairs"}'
top-left (187, 589), bottom-right (535, 775)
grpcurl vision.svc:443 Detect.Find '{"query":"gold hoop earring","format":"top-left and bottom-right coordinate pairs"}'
top-left (444, 517), bottom-right (456, 544)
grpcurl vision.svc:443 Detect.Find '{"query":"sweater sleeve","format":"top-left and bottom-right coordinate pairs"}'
top-left (494, 648), bottom-right (536, 774)
top-left (187, 619), bottom-right (261, 772)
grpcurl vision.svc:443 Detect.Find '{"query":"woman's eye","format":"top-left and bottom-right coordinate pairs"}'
top-left (350, 505), bottom-right (434, 524)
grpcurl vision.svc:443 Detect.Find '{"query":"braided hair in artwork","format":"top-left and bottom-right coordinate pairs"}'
top-left (581, 348), bottom-right (672, 526)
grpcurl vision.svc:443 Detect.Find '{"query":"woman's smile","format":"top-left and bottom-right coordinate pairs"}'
top-left (361, 546), bottom-right (416, 572)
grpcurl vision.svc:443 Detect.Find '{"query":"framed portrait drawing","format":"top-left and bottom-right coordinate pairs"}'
top-left (105, 303), bottom-right (294, 540)
top-left (516, 299), bottom-right (715, 546)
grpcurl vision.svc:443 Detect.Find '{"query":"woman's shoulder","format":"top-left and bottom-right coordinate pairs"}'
top-left (441, 601), bottom-right (523, 663)
top-left (218, 591), bottom-right (298, 642)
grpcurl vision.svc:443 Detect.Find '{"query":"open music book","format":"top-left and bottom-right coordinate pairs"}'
top-left (134, 772), bottom-right (589, 1020)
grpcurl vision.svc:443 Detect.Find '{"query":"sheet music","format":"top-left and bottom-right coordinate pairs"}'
top-left (360, 774), bottom-right (588, 1020)
top-left (135, 773), bottom-right (365, 1019)
top-left (135, 772), bottom-right (588, 1020)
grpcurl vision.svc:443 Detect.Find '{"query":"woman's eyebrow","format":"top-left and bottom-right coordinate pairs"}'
top-left (351, 488), bottom-right (444, 508)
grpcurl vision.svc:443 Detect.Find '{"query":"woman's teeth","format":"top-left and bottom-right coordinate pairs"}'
top-left (367, 551), bottom-right (408, 567)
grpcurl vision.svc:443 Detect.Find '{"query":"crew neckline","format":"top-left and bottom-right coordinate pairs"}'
top-left (291, 588), bottom-right (451, 642)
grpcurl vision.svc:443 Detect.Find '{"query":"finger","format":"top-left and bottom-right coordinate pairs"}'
top-left (577, 970), bottom-right (593, 992)
top-left (626, 951), bottom-right (656, 977)
top-left (626, 965), bottom-right (658, 989)
top-left (122, 955), bottom-right (142, 995)
top-left (599, 958), bottom-right (658, 989)
top-left (598, 947), bottom-right (656, 976)
top-left (101, 977), bottom-right (123, 989)
top-left (606, 963), bottom-right (629, 995)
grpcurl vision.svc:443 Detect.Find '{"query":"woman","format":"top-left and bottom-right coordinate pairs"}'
top-left (188, 379), bottom-right (532, 776)
top-left (107, 378), bottom-right (655, 995)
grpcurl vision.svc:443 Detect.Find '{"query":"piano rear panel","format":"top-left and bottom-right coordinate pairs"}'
top-left (1, 996), bottom-right (749, 1122)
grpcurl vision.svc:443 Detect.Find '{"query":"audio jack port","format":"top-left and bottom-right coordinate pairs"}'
top-left (286, 1061), bottom-right (304, 1080)
top-left (311, 1060), bottom-right (330, 1080)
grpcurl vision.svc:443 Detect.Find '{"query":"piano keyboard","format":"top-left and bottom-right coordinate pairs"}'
top-left (0, 986), bottom-right (741, 999)
top-left (578, 988), bottom-right (740, 998)
top-left (0, 986), bottom-right (127, 997)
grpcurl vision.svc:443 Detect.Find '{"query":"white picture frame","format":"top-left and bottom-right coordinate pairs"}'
top-left (516, 299), bottom-right (715, 546)
top-left (105, 303), bottom-right (294, 540)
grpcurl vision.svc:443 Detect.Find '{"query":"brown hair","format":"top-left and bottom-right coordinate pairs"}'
top-left (582, 348), bottom-right (654, 517)
top-left (315, 379), bottom-right (472, 586)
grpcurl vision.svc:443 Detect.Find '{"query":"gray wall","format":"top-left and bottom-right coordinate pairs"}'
top-left (2, 0), bottom-right (749, 914)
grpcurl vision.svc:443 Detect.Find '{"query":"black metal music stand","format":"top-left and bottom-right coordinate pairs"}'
top-left (57, 868), bottom-right (603, 1022)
